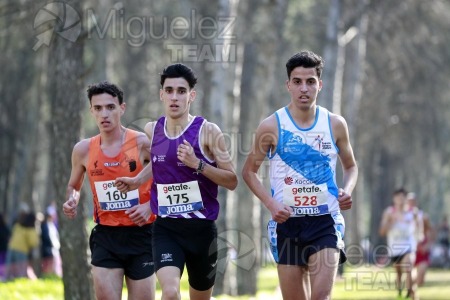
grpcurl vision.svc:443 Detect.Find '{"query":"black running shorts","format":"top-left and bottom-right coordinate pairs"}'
top-left (89, 223), bottom-right (154, 280)
top-left (152, 217), bottom-right (218, 291)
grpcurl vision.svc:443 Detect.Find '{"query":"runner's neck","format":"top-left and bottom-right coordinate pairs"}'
top-left (165, 114), bottom-right (194, 137)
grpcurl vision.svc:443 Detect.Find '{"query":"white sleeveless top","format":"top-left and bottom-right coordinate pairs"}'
top-left (387, 209), bottom-right (418, 256)
top-left (269, 105), bottom-right (340, 216)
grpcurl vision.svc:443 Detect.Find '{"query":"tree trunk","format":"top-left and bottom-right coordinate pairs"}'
top-left (206, 0), bottom-right (237, 295)
top-left (47, 1), bottom-right (95, 299)
top-left (320, 0), bottom-right (341, 111)
top-left (233, 0), bottom-right (288, 295)
top-left (341, 0), bottom-right (369, 260)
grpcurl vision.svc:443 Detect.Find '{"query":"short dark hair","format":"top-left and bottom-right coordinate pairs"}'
top-left (160, 63), bottom-right (197, 89)
top-left (87, 81), bottom-right (124, 104)
top-left (393, 187), bottom-right (408, 196)
top-left (286, 50), bottom-right (324, 79)
top-left (18, 212), bottom-right (36, 228)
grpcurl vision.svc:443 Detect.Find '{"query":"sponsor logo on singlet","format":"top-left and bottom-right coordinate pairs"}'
top-left (104, 162), bottom-right (120, 167)
top-left (90, 160), bottom-right (104, 176)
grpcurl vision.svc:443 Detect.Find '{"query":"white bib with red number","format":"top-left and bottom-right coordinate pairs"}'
top-left (282, 183), bottom-right (329, 216)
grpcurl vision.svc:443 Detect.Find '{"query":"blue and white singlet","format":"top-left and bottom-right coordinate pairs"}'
top-left (269, 105), bottom-right (340, 217)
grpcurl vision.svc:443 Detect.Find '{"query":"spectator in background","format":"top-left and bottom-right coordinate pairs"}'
top-left (0, 213), bottom-right (11, 280)
top-left (407, 193), bottom-right (434, 287)
top-left (46, 202), bottom-right (58, 229)
top-left (437, 215), bottom-right (450, 268)
top-left (4, 211), bottom-right (39, 280)
top-left (379, 188), bottom-right (420, 299)
top-left (40, 210), bottom-right (61, 277)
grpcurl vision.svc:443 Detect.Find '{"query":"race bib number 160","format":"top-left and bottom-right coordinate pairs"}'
top-left (94, 180), bottom-right (139, 211)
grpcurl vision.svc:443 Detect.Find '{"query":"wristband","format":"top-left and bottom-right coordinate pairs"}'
top-left (195, 159), bottom-right (205, 174)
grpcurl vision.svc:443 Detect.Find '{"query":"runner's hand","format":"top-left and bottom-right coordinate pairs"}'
top-left (268, 200), bottom-right (292, 224)
top-left (126, 203), bottom-right (151, 226)
top-left (115, 176), bottom-right (139, 192)
top-left (337, 188), bottom-right (352, 210)
top-left (63, 190), bottom-right (80, 219)
top-left (177, 139), bottom-right (198, 169)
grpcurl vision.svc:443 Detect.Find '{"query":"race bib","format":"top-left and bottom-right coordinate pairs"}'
top-left (94, 180), bottom-right (139, 211)
top-left (283, 183), bottom-right (329, 216)
top-left (157, 181), bottom-right (204, 215)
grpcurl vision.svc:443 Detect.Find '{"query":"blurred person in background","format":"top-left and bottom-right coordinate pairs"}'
top-left (406, 193), bottom-right (434, 287)
top-left (0, 213), bottom-right (11, 280)
top-left (40, 209), bottom-right (61, 277)
top-left (380, 188), bottom-right (421, 299)
top-left (437, 215), bottom-right (449, 268)
top-left (4, 211), bottom-right (39, 280)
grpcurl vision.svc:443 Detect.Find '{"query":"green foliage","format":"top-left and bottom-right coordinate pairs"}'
top-left (2, 266), bottom-right (449, 299)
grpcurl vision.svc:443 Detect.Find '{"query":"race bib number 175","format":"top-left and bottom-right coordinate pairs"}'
top-left (157, 181), bottom-right (204, 215)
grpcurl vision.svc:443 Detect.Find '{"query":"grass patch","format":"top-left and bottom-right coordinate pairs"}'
top-left (1, 266), bottom-right (449, 299)
top-left (333, 266), bottom-right (450, 300)
top-left (0, 275), bottom-right (64, 300)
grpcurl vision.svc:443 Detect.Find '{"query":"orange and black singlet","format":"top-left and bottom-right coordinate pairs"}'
top-left (87, 129), bottom-right (156, 226)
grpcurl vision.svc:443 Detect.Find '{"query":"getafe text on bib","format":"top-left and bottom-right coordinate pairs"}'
top-left (95, 180), bottom-right (139, 211)
top-left (157, 181), bottom-right (204, 216)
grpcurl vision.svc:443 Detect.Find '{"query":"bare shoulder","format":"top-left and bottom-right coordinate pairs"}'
top-left (329, 113), bottom-right (351, 146)
top-left (383, 206), bottom-right (394, 215)
top-left (73, 138), bottom-right (90, 156)
top-left (329, 112), bottom-right (348, 133)
top-left (258, 114), bottom-right (278, 134)
top-left (144, 121), bottom-right (157, 140)
top-left (133, 130), bottom-right (151, 147)
top-left (203, 121), bottom-right (222, 135)
top-left (72, 138), bottom-right (90, 165)
top-left (200, 121), bottom-right (224, 148)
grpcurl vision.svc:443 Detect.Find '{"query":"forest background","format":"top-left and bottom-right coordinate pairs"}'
top-left (1, 0), bottom-right (449, 298)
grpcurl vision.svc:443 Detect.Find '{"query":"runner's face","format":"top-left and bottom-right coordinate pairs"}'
top-left (90, 93), bottom-right (125, 132)
top-left (160, 78), bottom-right (195, 119)
top-left (286, 67), bottom-right (322, 111)
top-left (407, 198), bottom-right (417, 209)
top-left (393, 193), bottom-right (406, 208)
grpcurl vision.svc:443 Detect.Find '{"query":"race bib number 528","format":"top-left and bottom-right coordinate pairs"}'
top-left (282, 183), bottom-right (329, 216)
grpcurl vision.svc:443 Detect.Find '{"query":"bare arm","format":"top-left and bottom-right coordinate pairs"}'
top-left (62, 140), bottom-right (88, 219)
top-left (242, 115), bottom-right (292, 223)
top-left (331, 114), bottom-right (358, 210)
top-left (379, 207), bottom-right (393, 237)
top-left (115, 122), bottom-right (155, 192)
top-left (125, 131), bottom-right (153, 226)
top-left (423, 214), bottom-right (435, 246)
top-left (177, 122), bottom-right (237, 190)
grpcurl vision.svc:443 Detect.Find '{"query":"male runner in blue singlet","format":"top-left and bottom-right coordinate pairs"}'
top-left (242, 50), bottom-right (358, 299)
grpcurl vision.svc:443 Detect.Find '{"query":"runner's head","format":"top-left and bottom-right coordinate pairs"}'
top-left (160, 64), bottom-right (197, 90)
top-left (159, 64), bottom-right (197, 118)
top-left (406, 192), bottom-right (418, 209)
top-left (87, 81), bottom-right (126, 132)
top-left (87, 81), bottom-right (124, 105)
top-left (392, 187), bottom-right (408, 209)
top-left (286, 50), bottom-right (324, 79)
